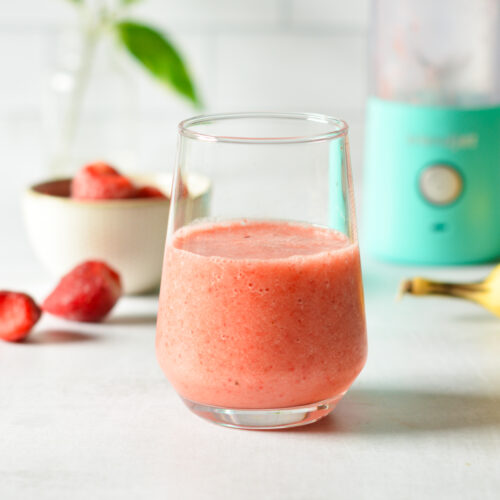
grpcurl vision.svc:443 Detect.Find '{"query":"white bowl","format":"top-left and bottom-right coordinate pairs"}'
top-left (23, 173), bottom-right (211, 295)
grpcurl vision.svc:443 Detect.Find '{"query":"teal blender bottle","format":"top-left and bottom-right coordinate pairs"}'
top-left (363, 0), bottom-right (500, 264)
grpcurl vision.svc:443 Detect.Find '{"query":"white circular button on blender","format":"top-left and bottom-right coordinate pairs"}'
top-left (419, 164), bottom-right (463, 205)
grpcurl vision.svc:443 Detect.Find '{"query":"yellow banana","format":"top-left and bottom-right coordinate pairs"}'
top-left (399, 265), bottom-right (500, 318)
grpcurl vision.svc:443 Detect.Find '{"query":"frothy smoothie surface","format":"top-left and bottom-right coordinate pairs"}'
top-left (174, 220), bottom-right (351, 259)
top-left (156, 220), bottom-right (367, 409)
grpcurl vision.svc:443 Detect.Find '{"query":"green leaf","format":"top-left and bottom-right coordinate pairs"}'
top-left (116, 20), bottom-right (201, 107)
top-left (121, 0), bottom-right (143, 5)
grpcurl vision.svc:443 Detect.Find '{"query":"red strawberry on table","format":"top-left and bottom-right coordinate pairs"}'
top-left (42, 261), bottom-right (122, 323)
top-left (0, 292), bottom-right (41, 342)
top-left (135, 185), bottom-right (168, 199)
top-left (71, 162), bottom-right (136, 200)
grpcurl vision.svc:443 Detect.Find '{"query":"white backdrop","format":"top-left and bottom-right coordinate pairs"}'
top-left (0, 0), bottom-right (369, 277)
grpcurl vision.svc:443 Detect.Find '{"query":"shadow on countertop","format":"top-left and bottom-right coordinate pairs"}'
top-left (288, 387), bottom-right (500, 435)
top-left (26, 329), bottom-right (98, 344)
top-left (105, 314), bottom-right (157, 326)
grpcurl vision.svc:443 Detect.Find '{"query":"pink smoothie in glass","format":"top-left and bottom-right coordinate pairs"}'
top-left (156, 220), bottom-right (367, 409)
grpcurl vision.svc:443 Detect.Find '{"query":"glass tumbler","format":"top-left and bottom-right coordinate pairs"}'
top-left (156, 113), bottom-right (367, 429)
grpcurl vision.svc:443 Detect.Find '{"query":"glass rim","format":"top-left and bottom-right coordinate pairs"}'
top-left (178, 112), bottom-right (349, 144)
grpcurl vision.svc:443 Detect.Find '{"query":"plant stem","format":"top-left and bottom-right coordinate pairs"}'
top-left (49, 14), bottom-right (100, 176)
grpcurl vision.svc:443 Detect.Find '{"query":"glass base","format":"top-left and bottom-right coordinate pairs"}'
top-left (182, 394), bottom-right (345, 430)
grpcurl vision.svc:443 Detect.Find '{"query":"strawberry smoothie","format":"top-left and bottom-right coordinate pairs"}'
top-left (156, 220), bottom-right (367, 409)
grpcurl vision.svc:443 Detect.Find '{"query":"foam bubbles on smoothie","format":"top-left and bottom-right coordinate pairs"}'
top-left (172, 219), bottom-right (351, 260)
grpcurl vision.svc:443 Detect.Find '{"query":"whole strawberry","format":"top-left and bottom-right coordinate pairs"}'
top-left (71, 162), bottom-right (136, 200)
top-left (135, 185), bottom-right (168, 199)
top-left (42, 261), bottom-right (122, 322)
top-left (0, 291), bottom-right (41, 342)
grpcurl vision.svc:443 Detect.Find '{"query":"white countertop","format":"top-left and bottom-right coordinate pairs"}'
top-left (1, 256), bottom-right (500, 500)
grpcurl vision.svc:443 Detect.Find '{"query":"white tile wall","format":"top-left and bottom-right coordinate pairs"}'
top-left (214, 33), bottom-right (366, 112)
top-left (0, 0), bottom-right (369, 270)
top-left (0, 32), bottom-right (45, 113)
top-left (0, 0), bottom-right (75, 27)
top-left (131, 0), bottom-right (283, 29)
top-left (291, 0), bottom-right (370, 29)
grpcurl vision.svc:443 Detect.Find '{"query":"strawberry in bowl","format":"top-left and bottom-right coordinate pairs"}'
top-left (23, 162), bottom-right (211, 294)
